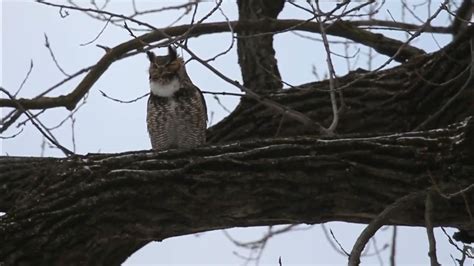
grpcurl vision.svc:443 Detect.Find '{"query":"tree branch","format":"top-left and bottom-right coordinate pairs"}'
top-left (207, 27), bottom-right (473, 143)
top-left (1, 117), bottom-right (473, 265)
top-left (348, 191), bottom-right (425, 266)
top-left (0, 19), bottom-right (426, 111)
top-left (425, 191), bottom-right (440, 266)
top-left (236, 0), bottom-right (285, 94)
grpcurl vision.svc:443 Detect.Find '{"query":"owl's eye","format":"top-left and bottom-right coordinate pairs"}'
top-left (150, 63), bottom-right (164, 72)
top-left (165, 58), bottom-right (174, 66)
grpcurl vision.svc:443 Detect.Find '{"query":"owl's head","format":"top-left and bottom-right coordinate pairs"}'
top-left (146, 46), bottom-right (183, 83)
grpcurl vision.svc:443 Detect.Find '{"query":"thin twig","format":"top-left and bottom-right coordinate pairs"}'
top-left (443, 3), bottom-right (474, 27)
top-left (321, 224), bottom-right (350, 256)
top-left (428, 170), bottom-right (474, 200)
top-left (202, 91), bottom-right (244, 97)
top-left (39, 0), bottom-right (161, 31)
top-left (100, 90), bottom-right (149, 104)
top-left (212, 95), bottom-right (231, 114)
top-left (440, 227), bottom-right (472, 256)
top-left (389, 226), bottom-right (397, 266)
top-left (122, 14), bottom-right (328, 134)
top-left (425, 191), bottom-right (440, 266)
top-left (178, 43), bottom-right (328, 135)
top-left (14, 59), bottom-right (34, 96)
top-left (0, 128), bottom-right (24, 139)
top-left (1, 65), bottom-right (92, 133)
top-left (67, 0), bottom-right (197, 30)
top-left (0, 17), bottom-right (432, 112)
top-left (370, 237), bottom-right (384, 265)
top-left (413, 62), bottom-right (471, 87)
top-left (80, 16), bottom-right (111, 46)
top-left (401, 0), bottom-right (426, 24)
top-left (414, 35), bottom-right (474, 131)
top-left (0, 88), bottom-right (74, 156)
top-left (70, 115), bottom-right (76, 153)
top-left (100, 89), bottom-right (244, 105)
top-left (44, 33), bottom-right (70, 77)
top-left (183, 0), bottom-right (199, 48)
top-left (203, 3), bottom-right (234, 63)
top-left (47, 95), bottom-right (88, 130)
top-left (223, 225), bottom-right (305, 265)
top-left (16, 109), bottom-right (46, 128)
top-left (312, 1), bottom-right (339, 134)
top-left (329, 228), bottom-right (350, 256)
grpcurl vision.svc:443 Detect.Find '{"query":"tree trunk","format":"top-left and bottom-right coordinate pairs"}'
top-left (1, 117), bottom-right (473, 265)
top-left (208, 28), bottom-right (474, 143)
top-left (1, 1), bottom-right (474, 263)
top-left (236, 0), bottom-right (285, 95)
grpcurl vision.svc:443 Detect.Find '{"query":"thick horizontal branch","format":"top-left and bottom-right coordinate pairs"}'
top-left (0, 18), bottom-right (425, 111)
top-left (1, 118), bottom-right (473, 265)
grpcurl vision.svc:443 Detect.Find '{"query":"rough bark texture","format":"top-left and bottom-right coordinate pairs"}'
top-left (236, 0), bottom-right (285, 94)
top-left (1, 118), bottom-right (473, 265)
top-left (1, 0), bottom-right (474, 263)
top-left (208, 28), bottom-right (474, 143)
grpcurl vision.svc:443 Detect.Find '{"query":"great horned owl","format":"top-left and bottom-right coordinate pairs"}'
top-left (146, 46), bottom-right (207, 150)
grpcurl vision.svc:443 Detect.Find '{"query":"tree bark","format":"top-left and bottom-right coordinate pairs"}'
top-left (1, 2), bottom-right (474, 264)
top-left (236, 0), bottom-right (285, 94)
top-left (208, 28), bottom-right (474, 143)
top-left (1, 117), bottom-right (473, 265)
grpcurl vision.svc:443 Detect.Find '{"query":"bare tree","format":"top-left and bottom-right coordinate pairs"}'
top-left (1, 0), bottom-right (473, 265)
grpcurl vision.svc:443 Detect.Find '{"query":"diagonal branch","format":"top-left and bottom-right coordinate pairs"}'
top-left (0, 18), bottom-right (428, 111)
top-left (348, 191), bottom-right (425, 266)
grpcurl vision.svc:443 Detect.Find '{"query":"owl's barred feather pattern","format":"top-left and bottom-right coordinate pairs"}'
top-left (146, 47), bottom-right (207, 150)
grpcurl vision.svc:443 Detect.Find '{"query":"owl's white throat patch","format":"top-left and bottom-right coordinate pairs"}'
top-left (150, 78), bottom-right (181, 97)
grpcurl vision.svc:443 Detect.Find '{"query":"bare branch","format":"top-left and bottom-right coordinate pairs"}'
top-left (0, 65), bottom-right (92, 133)
top-left (0, 17), bottom-right (429, 112)
top-left (311, 1), bottom-right (339, 134)
top-left (44, 33), bottom-right (70, 77)
top-left (348, 191), bottom-right (424, 266)
top-left (80, 16), bottom-right (111, 46)
top-left (0, 88), bottom-right (74, 156)
top-left (425, 191), bottom-right (440, 266)
top-left (329, 227), bottom-right (350, 256)
top-left (445, 1), bottom-right (474, 36)
top-left (0, 128), bottom-right (23, 139)
top-left (389, 226), bottom-right (397, 266)
top-left (14, 59), bottom-right (34, 97)
top-left (212, 95), bottom-right (231, 114)
top-left (441, 227), bottom-right (474, 258)
top-left (177, 43), bottom-right (328, 134)
top-left (224, 225), bottom-right (303, 265)
top-left (99, 90), bottom-right (149, 104)
top-left (38, 0), bottom-right (160, 31)
top-left (67, 0), bottom-right (198, 30)
top-left (203, 3), bottom-right (234, 63)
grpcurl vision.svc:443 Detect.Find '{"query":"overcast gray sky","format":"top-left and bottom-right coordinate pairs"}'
top-left (1, 1), bottom-right (469, 265)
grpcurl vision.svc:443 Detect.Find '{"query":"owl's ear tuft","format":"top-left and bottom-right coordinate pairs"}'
top-left (168, 46), bottom-right (177, 61)
top-left (146, 51), bottom-right (155, 62)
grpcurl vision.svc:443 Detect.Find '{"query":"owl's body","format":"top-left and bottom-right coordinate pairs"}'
top-left (146, 47), bottom-right (207, 150)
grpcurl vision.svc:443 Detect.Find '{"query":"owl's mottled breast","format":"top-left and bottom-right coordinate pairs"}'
top-left (146, 47), bottom-right (207, 151)
top-left (147, 84), bottom-right (206, 150)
